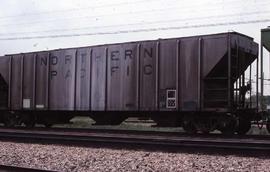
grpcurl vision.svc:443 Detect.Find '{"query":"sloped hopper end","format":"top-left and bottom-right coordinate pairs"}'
top-left (204, 33), bottom-right (258, 80)
top-left (230, 33), bottom-right (258, 82)
top-left (203, 33), bottom-right (258, 109)
top-left (0, 74), bottom-right (8, 109)
top-left (262, 28), bottom-right (270, 52)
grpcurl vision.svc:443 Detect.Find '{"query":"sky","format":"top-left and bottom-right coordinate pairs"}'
top-left (0, 0), bottom-right (270, 94)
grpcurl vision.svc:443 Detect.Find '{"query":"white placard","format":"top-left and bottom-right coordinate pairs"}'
top-left (23, 99), bottom-right (31, 108)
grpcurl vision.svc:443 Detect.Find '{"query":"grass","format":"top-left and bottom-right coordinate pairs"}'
top-left (54, 116), bottom-right (184, 132)
top-left (53, 116), bottom-right (270, 135)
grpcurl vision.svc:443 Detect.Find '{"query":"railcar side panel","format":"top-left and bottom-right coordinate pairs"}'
top-left (49, 49), bottom-right (76, 110)
top-left (10, 54), bottom-right (23, 110)
top-left (179, 38), bottom-right (200, 111)
top-left (159, 40), bottom-right (177, 110)
top-left (75, 48), bottom-right (91, 111)
top-left (35, 52), bottom-right (49, 110)
top-left (91, 47), bottom-right (107, 111)
top-left (121, 43), bottom-right (139, 111)
top-left (0, 56), bottom-right (10, 109)
top-left (22, 53), bottom-right (35, 110)
top-left (0, 56), bottom-right (10, 84)
top-left (139, 41), bottom-right (158, 111)
top-left (107, 45), bottom-right (122, 111)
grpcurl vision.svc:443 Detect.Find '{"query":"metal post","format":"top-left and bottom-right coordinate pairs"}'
top-left (47, 52), bottom-right (50, 109)
top-left (33, 54), bottom-right (37, 110)
top-left (136, 44), bottom-right (141, 110)
top-left (155, 42), bottom-right (160, 109)
top-left (228, 34), bottom-right (231, 109)
top-left (74, 50), bottom-right (78, 111)
top-left (198, 38), bottom-right (202, 110)
top-left (176, 40), bottom-right (180, 110)
top-left (20, 54), bottom-right (24, 108)
top-left (8, 56), bottom-right (12, 109)
top-left (260, 42), bottom-right (264, 111)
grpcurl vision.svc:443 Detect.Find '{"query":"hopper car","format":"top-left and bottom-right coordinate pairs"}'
top-left (0, 31), bottom-right (264, 134)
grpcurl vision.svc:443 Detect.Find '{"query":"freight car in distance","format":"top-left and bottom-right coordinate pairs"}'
top-left (0, 32), bottom-right (259, 135)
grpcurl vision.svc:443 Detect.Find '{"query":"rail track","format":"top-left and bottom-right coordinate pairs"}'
top-left (0, 128), bottom-right (270, 153)
top-left (0, 165), bottom-right (54, 172)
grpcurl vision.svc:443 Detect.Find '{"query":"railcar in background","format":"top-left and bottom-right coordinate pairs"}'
top-left (261, 27), bottom-right (270, 131)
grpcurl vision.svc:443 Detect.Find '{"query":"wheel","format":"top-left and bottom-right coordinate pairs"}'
top-left (237, 118), bottom-right (251, 135)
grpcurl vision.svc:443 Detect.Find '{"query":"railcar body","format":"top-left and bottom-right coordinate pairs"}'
top-left (0, 32), bottom-right (259, 134)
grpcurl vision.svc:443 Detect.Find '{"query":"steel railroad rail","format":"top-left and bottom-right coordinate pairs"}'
top-left (0, 165), bottom-right (55, 172)
top-left (0, 128), bottom-right (270, 152)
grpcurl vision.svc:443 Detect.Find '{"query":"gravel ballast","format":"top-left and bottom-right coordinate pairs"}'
top-left (0, 141), bottom-right (269, 171)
